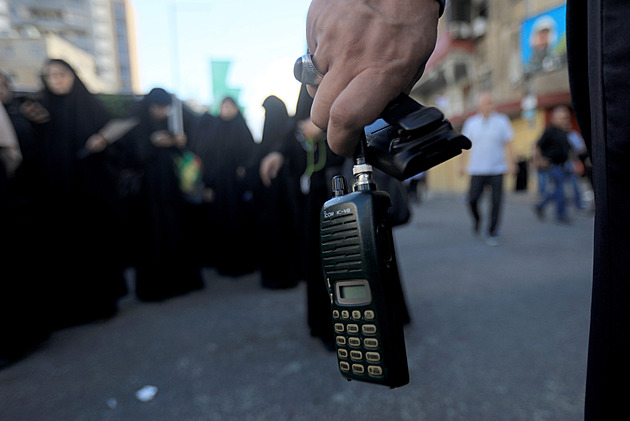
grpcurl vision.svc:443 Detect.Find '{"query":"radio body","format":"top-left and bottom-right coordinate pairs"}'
top-left (320, 164), bottom-right (409, 388)
top-left (319, 95), bottom-right (470, 388)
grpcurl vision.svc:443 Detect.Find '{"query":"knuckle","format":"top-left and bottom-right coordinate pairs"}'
top-left (328, 102), bottom-right (356, 131)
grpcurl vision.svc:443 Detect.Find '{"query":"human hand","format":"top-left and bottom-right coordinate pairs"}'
top-left (203, 187), bottom-right (215, 203)
top-left (260, 151), bottom-right (284, 187)
top-left (85, 133), bottom-right (107, 153)
top-left (305, 0), bottom-right (440, 157)
top-left (174, 133), bottom-right (187, 147)
top-left (150, 130), bottom-right (174, 147)
top-left (536, 157), bottom-right (551, 170)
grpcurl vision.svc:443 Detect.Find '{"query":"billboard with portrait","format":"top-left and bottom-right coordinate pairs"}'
top-left (521, 5), bottom-right (567, 75)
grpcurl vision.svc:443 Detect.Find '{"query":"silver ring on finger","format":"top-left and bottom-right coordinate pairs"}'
top-left (293, 51), bottom-right (324, 86)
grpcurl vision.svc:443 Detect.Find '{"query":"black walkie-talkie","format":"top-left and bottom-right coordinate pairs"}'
top-left (320, 137), bottom-right (409, 388)
top-left (320, 95), bottom-right (470, 388)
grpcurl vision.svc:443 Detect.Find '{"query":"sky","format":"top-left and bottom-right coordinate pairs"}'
top-left (129, 0), bottom-right (312, 140)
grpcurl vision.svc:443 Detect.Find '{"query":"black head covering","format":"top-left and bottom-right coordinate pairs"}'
top-left (261, 95), bottom-right (292, 152)
top-left (216, 96), bottom-right (255, 165)
top-left (128, 87), bottom-right (172, 134)
top-left (145, 88), bottom-right (172, 106)
top-left (40, 59), bottom-right (110, 138)
top-left (39, 59), bottom-right (110, 191)
top-left (293, 83), bottom-right (313, 123)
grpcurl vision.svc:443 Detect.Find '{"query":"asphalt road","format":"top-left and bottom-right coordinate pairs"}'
top-left (0, 192), bottom-right (593, 420)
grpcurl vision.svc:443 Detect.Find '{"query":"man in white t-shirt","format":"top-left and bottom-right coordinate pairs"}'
top-left (460, 92), bottom-right (515, 246)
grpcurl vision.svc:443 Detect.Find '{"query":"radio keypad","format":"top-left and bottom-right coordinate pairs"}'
top-left (346, 324), bottom-right (359, 334)
top-left (362, 324), bottom-right (377, 335)
top-left (367, 365), bottom-right (383, 376)
top-left (350, 350), bottom-right (362, 361)
top-left (348, 337), bottom-right (362, 347)
top-left (333, 308), bottom-right (384, 378)
top-left (352, 364), bottom-right (365, 374)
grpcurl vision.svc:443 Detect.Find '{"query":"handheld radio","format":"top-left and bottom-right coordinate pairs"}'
top-left (320, 95), bottom-right (470, 388)
top-left (320, 137), bottom-right (409, 388)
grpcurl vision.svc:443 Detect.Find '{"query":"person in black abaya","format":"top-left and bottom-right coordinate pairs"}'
top-left (31, 59), bottom-right (127, 329)
top-left (259, 86), bottom-right (345, 348)
top-left (188, 110), bottom-right (222, 268)
top-left (191, 97), bottom-right (258, 276)
top-left (117, 87), bottom-right (203, 302)
top-left (0, 72), bottom-right (51, 364)
top-left (255, 95), bottom-right (302, 289)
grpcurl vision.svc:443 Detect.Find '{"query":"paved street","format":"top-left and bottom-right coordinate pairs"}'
top-left (0, 192), bottom-right (593, 421)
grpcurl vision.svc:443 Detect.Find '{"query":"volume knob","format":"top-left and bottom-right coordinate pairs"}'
top-left (331, 175), bottom-right (349, 197)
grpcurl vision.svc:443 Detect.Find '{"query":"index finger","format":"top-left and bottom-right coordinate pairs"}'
top-left (324, 70), bottom-right (403, 157)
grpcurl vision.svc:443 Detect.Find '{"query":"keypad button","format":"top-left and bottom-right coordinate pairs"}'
top-left (348, 337), bottom-right (361, 347)
top-left (364, 338), bottom-right (379, 348)
top-left (366, 352), bottom-right (381, 362)
top-left (336, 336), bottom-right (347, 346)
top-left (332, 310), bottom-right (340, 319)
top-left (341, 310), bottom-right (350, 319)
top-left (350, 350), bottom-right (363, 361)
top-left (337, 349), bottom-right (348, 359)
top-left (368, 365), bottom-right (383, 376)
top-left (352, 310), bottom-right (361, 319)
top-left (334, 323), bottom-right (345, 333)
top-left (362, 324), bottom-right (377, 335)
top-left (346, 324), bottom-right (359, 334)
top-left (352, 364), bottom-right (365, 374)
top-left (364, 310), bottom-right (375, 320)
top-left (340, 361), bottom-right (350, 372)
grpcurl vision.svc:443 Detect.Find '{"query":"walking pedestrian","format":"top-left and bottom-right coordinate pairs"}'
top-left (533, 105), bottom-right (573, 224)
top-left (460, 92), bottom-right (515, 246)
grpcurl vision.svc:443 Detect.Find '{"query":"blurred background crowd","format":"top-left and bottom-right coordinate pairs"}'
top-left (1, 0), bottom-right (594, 371)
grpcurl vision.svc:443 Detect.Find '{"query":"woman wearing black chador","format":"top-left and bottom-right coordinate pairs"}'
top-left (33, 59), bottom-right (127, 329)
top-left (199, 97), bottom-right (258, 276)
top-left (117, 88), bottom-right (203, 302)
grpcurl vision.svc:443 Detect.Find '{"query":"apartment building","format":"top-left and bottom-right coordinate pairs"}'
top-left (0, 0), bottom-right (138, 94)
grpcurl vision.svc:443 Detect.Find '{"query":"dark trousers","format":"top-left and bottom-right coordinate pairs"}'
top-left (535, 165), bottom-right (568, 221)
top-left (567, 1), bottom-right (630, 418)
top-left (468, 174), bottom-right (504, 236)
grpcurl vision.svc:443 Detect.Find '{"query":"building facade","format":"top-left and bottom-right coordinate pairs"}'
top-left (411, 0), bottom-right (572, 193)
top-left (0, 0), bottom-right (138, 94)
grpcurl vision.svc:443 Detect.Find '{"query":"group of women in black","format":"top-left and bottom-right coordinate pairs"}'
top-left (0, 59), bottom-right (350, 365)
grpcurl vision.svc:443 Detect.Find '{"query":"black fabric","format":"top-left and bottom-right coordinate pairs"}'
top-left (188, 112), bottom-right (222, 268)
top-left (254, 95), bottom-right (302, 289)
top-left (567, 1), bottom-right (630, 419)
top-left (468, 174), bottom-right (503, 236)
top-left (536, 125), bottom-right (571, 165)
top-left (32, 59), bottom-right (126, 329)
top-left (117, 91), bottom-right (202, 301)
top-left (0, 92), bottom-right (52, 361)
top-left (189, 98), bottom-right (258, 276)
